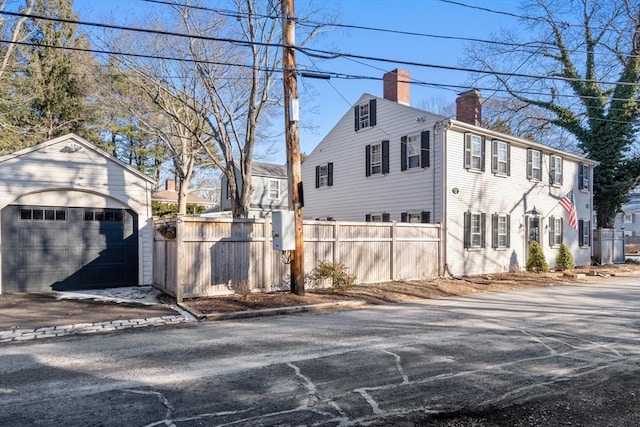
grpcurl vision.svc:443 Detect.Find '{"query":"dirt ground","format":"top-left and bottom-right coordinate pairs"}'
top-left (183, 262), bottom-right (640, 315)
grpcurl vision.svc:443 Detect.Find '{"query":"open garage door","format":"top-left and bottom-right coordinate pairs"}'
top-left (1, 206), bottom-right (138, 292)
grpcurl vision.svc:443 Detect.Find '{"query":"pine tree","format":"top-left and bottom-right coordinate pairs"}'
top-left (526, 241), bottom-right (549, 273)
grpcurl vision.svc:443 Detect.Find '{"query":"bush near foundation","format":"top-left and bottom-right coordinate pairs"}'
top-left (556, 243), bottom-right (575, 271)
top-left (526, 241), bottom-right (549, 272)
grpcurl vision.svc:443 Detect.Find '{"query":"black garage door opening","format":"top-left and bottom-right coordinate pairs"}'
top-left (1, 205), bottom-right (138, 292)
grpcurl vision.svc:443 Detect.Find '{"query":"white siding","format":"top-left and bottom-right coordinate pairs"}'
top-left (302, 95), bottom-right (445, 223)
top-left (443, 125), bottom-right (594, 276)
top-left (0, 134), bottom-right (154, 287)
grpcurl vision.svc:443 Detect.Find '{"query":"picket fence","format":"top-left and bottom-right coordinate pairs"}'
top-left (153, 217), bottom-right (441, 300)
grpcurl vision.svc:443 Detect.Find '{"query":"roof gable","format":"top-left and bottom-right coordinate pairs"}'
top-left (0, 133), bottom-right (155, 183)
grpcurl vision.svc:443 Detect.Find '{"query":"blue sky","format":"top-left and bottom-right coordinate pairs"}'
top-left (74, 0), bottom-right (523, 164)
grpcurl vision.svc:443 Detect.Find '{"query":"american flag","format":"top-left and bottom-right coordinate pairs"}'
top-left (559, 190), bottom-right (578, 229)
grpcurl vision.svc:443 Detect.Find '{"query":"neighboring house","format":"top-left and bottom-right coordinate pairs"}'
top-left (217, 161), bottom-right (288, 218)
top-left (0, 133), bottom-right (155, 293)
top-left (152, 179), bottom-right (216, 213)
top-left (301, 69), bottom-right (598, 276)
top-left (614, 184), bottom-right (640, 236)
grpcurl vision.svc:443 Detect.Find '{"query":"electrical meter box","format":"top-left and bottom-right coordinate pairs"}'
top-left (272, 210), bottom-right (296, 251)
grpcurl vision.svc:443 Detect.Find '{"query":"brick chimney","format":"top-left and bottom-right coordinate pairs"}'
top-left (165, 180), bottom-right (176, 191)
top-left (456, 89), bottom-right (482, 126)
top-left (383, 68), bottom-right (411, 105)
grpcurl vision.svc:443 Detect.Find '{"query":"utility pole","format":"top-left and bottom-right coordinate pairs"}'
top-left (282, 0), bottom-right (305, 296)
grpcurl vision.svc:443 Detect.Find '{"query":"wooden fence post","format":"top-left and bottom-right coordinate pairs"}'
top-left (390, 221), bottom-right (396, 281)
top-left (175, 217), bottom-right (184, 303)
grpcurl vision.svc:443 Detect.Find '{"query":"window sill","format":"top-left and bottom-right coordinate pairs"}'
top-left (465, 247), bottom-right (484, 251)
top-left (493, 247), bottom-right (510, 251)
top-left (465, 168), bottom-right (484, 174)
top-left (403, 167), bottom-right (426, 173)
top-left (493, 172), bottom-right (509, 178)
top-left (367, 173), bottom-right (387, 178)
top-left (316, 185), bottom-right (332, 190)
top-left (356, 126), bottom-right (373, 133)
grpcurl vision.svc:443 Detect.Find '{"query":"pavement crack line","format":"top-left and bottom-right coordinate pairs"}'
top-left (123, 389), bottom-right (174, 427)
top-left (380, 349), bottom-right (410, 384)
top-left (287, 362), bottom-right (348, 419)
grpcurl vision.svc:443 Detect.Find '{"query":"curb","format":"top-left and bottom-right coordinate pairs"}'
top-left (203, 300), bottom-right (367, 321)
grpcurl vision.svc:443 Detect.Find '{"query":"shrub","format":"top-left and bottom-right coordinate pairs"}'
top-left (555, 243), bottom-right (575, 271)
top-left (526, 241), bottom-right (549, 272)
top-left (309, 260), bottom-right (356, 290)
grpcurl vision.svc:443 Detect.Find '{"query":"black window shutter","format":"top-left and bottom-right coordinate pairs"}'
top-left (382, 213), bottom-right (390, 222)
top-left (506, 143), bottom-right (511, 176)
top-left (549, 216), bottom-right (555, 245)
top-left (421, 211), bottom-right (430, 223)
top-left (506, 215), bottom-right (511, 248)
top-left (365, 214), bottom-right (371, 222)
top-left (327, 162), bottom-right (333, 186)
top-left (549, 155), bottom-right (556, 184)
top-left (369, 99), bottom-right (377, 127)
top-left (560, 218), bottom-right (564, 244)
top-left (578, 163), bottom-right (584, 189)
top-left (382, 140), bottom-right (390, 174)
top-left (527, 149), bottom-right (533, 179)
top-left (315, 165), bottom-right (320, 188)
top-left (365, 145), bottom-right (371, 177)
top-left (491, 140), bottom-right (498, 174)
top-left (492, 213), bottom-right (498, 248)
top-left (578, 220), bottom-right (583, 246)
top-left (400, 136), bottom-right (407, 171)
top-left (480, 212), bottom-right (486, 247)
top-left (586, 221), bottom-right (591, 246)
top-left (354, 106), bottom-right (360, 131)
top-left (463, 211), bottom-right (471, 248)
top-left (401, 212), bottom-right (408, 222)
top-left (464, 133), bottom-right (471, 169)
top-left (480, 137), bottom-right (486, 172)
top-left (421, 131), bottom-right (430, 168)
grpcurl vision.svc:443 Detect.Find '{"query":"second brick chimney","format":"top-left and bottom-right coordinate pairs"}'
top-left (165, 180), bottom-right (176, 191)
top-left (456, 89), bottom-right (482, 126)
top-left (383, 68), bottom-right (411, 105)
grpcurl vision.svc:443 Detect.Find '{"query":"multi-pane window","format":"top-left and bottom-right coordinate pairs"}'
top-left (549, 216), bottom-right (563, 246)
top-left (269, 180), bottom-right (280, 199)
top-left (315, 163), bottom-right (333, 188)
top-left (358, 103), bottom-right (369, 129)
top-left (527, 149), bottom-right (542, 180)
top-left (354, 99), bottom-right (376, 131)
top-left (20, 208), bottom-right (67, 221)
top-left (370, 143), bottom-right (382, 175)
top-left (470, 135), bottom-right (482, 170)
top-left (407, 135), bottom-right (420, 168)
top-left (578, 163), bottom-right (590, 190)
top-left (401, 211), bottom-right (431, 223)
top-left (492, 140), bottom-right (510, 175)
top-left (401, 131), bottom-right (430, 171)
top-left (365, 213), bottom-right (390, 222)
top-left (464, 212), bottom-right (485, 248)
top-left (550, 155), bottom-right (563, 185)
top-left (579, 219), bottom-right (591, 247)
top-left (492, 214), bottom-right (510, 248)
top-left (318, 164), bottom-right (329, 187)
top-left (624, 214), bottom-right (633, 223)
top-left (84, 209), bottom-right (124, 222)
top-left (366, 140), bottom-right (389, 176)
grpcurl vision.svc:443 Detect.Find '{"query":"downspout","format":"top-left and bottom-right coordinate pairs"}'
top-left (435, 119), bottom-right (452, 276)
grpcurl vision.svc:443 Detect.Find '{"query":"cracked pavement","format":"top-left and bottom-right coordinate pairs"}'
top-left (1, 275), bottom-right (639, 426)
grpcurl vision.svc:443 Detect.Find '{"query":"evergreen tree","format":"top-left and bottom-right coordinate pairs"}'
top-left (526, 241), bottom-right (549, 273)
top-left (556, 243), bottom-right (576, 271)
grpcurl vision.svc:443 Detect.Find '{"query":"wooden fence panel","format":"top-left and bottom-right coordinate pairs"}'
top-left (152, 217), bottom-right (441, 298)
top-left (593, 228), bottom-right (625, 264)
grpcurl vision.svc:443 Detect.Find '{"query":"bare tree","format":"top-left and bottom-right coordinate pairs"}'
top-left (465, 0), bottom-right (640, 227)
top-left (0, 0), bottom-right (33, 80)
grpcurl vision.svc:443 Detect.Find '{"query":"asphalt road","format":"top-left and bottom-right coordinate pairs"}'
top-left (1, 276), bottom-right (639, 426)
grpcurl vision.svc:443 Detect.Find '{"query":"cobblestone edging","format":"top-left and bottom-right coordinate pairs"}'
top-left (1, 310), bottom-right (195, 344)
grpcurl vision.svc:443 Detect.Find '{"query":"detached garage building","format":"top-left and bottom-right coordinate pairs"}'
top-left (0, 134), bottom-right (155, 293)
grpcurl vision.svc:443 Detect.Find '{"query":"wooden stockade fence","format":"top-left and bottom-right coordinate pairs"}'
top-left (153, 217), bottom-right (441, 300)
top-left (593, 228), bottom-right (626, 265)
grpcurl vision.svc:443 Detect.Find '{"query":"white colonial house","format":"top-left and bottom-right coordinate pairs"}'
top-left (302, 69), bottom-right (598, 276)
top-left (0, 134), bottom-right (155, 293)
top-left (614, 184), bottom-right (640, 236)
top-left (217, 161), bottom-right (288, 218)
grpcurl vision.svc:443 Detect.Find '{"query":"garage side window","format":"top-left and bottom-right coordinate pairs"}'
top-left (84, 209), bottom-right (124, 222)
top-left (20, 208), bottom-right (66, 221)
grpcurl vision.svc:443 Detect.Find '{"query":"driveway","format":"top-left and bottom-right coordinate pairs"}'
top-left (1, 276), bottom-right (639, 426)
